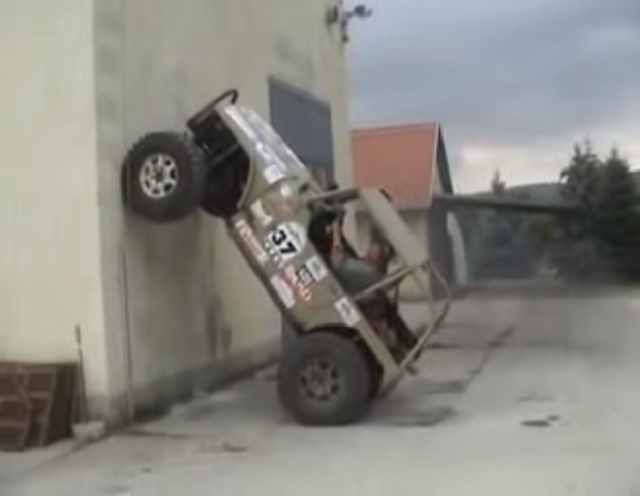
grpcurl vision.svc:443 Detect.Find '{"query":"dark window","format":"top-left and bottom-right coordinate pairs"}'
top-left (268, 77), bottom-right (335, 184)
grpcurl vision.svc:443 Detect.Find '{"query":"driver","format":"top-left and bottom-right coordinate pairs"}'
top-left (325, 185), bottom-right (395, 299)
top-left (307, 183), bottom-right (419, 354)
top-left (308, 184), bottom-right (394, 302)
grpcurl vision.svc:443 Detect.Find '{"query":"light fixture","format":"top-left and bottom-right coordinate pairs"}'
top-left (326, 3), bottom-right (373, 43)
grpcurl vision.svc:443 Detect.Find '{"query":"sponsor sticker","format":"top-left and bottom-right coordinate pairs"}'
top-left (301, 255), bottom-right (328, 284)
top-left (270, 275), bottom-right (295, 309)
top-left (334, 296), bottom-right (361, 327)
top-left (257, 142), bottom-right (288, 185)
top-left (250, 199), bottom-right (274, 227)
top-left (234, 218), bottom-right (269, 265)
top-left (284, 265), bottom-right (312, 303)
top-left (292, 255), bottom-right (329, 290)
top-left (264, 222), bottom-right (307, 265)
top-left (296, 264), bottom-right (316, 288)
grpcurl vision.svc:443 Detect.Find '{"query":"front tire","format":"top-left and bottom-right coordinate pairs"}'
top-left (277, 332), bottom-right (372, 426)
top-left (121, 132), bottom-right (207, 223)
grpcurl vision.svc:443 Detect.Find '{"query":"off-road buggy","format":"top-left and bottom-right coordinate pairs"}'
top-left (120, 89), bottom-right (451, 425)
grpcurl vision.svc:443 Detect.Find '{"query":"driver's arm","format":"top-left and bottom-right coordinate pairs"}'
top-left (364, 227), bottom-right (394, 273)
top-left (329, 219), bottom-right (346, 266)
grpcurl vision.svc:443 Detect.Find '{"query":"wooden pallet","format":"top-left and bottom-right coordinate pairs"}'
top-left (0, 362), bottom-right (77, 450)
top-left (0, 370), bottom-right (31, 451)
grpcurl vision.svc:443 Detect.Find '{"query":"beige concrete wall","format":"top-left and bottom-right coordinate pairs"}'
top-left (92, 0), bottom-right (352, 419)
top-left (267, 0), bottom-right (354, 190)
top-left (0, 0), bottom-right (350, 422)
top-left (0, 1), bottom-right (111, 399)
top-left (266, 0), bottom-right (356, 236)
top-left (447, 213), bottom-right (469, 286)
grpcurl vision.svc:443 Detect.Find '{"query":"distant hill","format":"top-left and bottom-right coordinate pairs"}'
top-left (467, 181), bottom-right (561, 203)
top-left (508, 182), bottom-right (562, 202)
top-left (458, 169), bottom-right (640, 282)
top-left (469, 169), bottom-right (640, 202)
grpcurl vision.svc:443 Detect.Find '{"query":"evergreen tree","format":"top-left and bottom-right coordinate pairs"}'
top-left (552, 140), bottom-right (603, 280)
top-left (491, 169), bottom-right (507, 196)
top-left (552, 141), bottom-right (640, 282)
top-left (559, 140), bottom-right (601, 210)
top-left (592, 149), bottom-right (640, 280)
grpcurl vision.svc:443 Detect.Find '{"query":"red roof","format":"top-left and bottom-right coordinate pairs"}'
top-left (352, 123), bottom-right (439, 209)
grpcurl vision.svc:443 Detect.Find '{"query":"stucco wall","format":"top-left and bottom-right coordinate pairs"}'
top-left (0, 0), bottom-right (351, 423)
top-left (447, 213), bottom-right (469, 286)
top-left (93, 0), bottom-right (351, 420)
top-left (0, 0), bottom-right (111, 399)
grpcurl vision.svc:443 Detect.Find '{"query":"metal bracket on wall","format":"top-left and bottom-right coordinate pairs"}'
top-left (326, 2), bottom-right (373, 43)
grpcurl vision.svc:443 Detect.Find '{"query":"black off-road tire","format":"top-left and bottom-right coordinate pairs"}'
top-left (277, 332), bottom-right (372, 426)
top-left (121, 131), bottom-right (207, 223)
top-left (366, 353), bottom-right (383, 398)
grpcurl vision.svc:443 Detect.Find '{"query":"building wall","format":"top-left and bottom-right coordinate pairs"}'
top-left (93, 0), bottom-right (352, 420)
top-left (0, 0), bottom-right (351, 423)
top-left (398, 210), bottom-right (429, 299)
top-left (447, 213), bottom-right (469, 286)
top-left (433, 149), bottom-right (469, 287)
top-left (0, 0), bottom-right (111, 398)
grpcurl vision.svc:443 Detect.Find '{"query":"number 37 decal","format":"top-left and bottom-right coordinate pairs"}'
top-left (266, 222), bottom-right (307, 261)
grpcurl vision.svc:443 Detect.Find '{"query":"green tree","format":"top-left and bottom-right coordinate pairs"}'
top-left (491, 169), bottom-right (507, 196)
top-left (559, 140), bottom-right (601, 209)
top-left (551, 140), bottom-right (604, 279)
top-left (552, 141), bottom-right (640, 282)
top-left (592, 149), bottom-right (640, 280)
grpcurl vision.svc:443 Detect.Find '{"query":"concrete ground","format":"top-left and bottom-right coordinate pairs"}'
top-left (3, 286), bottom-right (640, 495)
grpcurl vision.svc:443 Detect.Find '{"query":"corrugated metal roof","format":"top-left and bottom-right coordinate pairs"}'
top-left (352, 123), bottom-right (439, 209)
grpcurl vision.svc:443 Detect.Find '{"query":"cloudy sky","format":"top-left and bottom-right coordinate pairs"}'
top-left (346, 0), bottom-right (640, 192)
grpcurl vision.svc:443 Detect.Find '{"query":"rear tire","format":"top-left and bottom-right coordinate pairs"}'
top-left (277, 332), bottom-right (372, 426)
top-left (121, 132), bottom-right (207, 223)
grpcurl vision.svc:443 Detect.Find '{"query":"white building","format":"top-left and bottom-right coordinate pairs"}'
top-left (0, 0), bottom-right (355, 424)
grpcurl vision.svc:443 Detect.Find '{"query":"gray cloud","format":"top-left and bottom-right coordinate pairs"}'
top-left (346, 0), bottom-right (640, 169)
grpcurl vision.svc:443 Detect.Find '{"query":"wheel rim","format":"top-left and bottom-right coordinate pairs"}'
top-left (139, 154), bottom-right (179, 199)
top-left (299, 358), bottom-right (343, 402)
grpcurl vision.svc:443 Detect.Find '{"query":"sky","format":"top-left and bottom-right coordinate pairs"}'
top-left (346, 0), bottom-right (640, 193)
